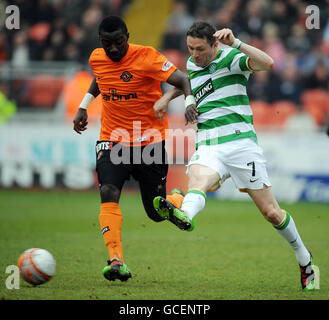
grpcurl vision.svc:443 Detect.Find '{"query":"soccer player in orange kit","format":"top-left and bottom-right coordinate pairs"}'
top-left (73, 16), bottom-right (198, 282)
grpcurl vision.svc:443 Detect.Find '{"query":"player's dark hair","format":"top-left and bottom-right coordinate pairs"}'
top-left (186, 21), bottom-right (217, 46)
top-left (98, 15), bottom-right (128, 35)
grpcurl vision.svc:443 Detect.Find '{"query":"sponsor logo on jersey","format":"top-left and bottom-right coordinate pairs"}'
top-left (120, 71), bottom-right (133, 82)
top-left (194, 78), bottom-right (214, 105)
top-left (101, 226), bottom-right (110, 234)
top-left (162, 60), bottom-right (173, 71)
top-left (102, 88), bottom-right (137, 102)
top-left (96, 141), bottom-right (114, 154)
top-left (137, 136), bottom-right (147, 142)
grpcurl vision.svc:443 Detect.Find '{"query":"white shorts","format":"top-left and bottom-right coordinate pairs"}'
top-left (187, 138), bottom-right (271, 191)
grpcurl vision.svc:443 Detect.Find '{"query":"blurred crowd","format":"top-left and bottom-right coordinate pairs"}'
top-left (161, 0), bottom-right (329, 107)
top-left (0, 0), bottom-right (131, 66)
top-left (0, 0), bottom-right (328, 116)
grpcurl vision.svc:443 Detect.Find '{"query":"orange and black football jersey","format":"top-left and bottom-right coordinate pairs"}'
top-left (89, 44), bottom-right (177, 146)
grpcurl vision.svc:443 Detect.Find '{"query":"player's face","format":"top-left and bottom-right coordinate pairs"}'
top-left (187, 36), bottom-right (218, 68)
top-left (99, 29), bottom-right (129, 62)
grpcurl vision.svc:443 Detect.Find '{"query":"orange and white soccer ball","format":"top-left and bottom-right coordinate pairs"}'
top-left (17, 248), bottom-right (56, 285)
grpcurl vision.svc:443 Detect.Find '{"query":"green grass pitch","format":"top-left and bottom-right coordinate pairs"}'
top-left (0, 189), bottom-right (328, 300)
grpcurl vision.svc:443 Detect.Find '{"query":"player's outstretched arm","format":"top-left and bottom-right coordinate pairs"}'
top-left (213, 28), bottom-right (274, 72)
top-left (166, 70), bottom-right (198, 124)
top-left (153, 87), bottom-right (183, 120)
top-left (73, 78), bottom-right (100, 134)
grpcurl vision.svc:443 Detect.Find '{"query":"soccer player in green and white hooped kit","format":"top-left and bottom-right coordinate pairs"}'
top-left (153, 21), bottom-right (316, 291)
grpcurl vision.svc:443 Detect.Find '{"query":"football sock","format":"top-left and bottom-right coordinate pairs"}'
top-left (166, 193), bottom-right (184, 209)
top-left (181, 190), bottom-right (206, 220)
top-left (274, 211), bottom-right (311, 266)
top-left (99, 202), bottom-right (123, 262)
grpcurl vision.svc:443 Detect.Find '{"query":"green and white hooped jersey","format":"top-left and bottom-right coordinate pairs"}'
top-left (187, 47), bottom-right (256, 149)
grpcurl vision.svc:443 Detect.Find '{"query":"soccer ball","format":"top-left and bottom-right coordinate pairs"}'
top-left (17, 248), bottom-right (56, 285)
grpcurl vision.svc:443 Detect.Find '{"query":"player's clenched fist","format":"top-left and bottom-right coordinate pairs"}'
top-left (213, 28), bottom-right (235, 46)
top-left (73, 108), bottom-right (88, 134)
top-left (185, 103), bottom-right (198, 125)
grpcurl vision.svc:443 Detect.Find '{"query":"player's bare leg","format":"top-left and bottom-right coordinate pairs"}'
top-left (247, 186), bottom-right (316, 290)
top-left (187, 164), bottom-right (220, 194)
top-left (246, 185), bottom-right (284, 225)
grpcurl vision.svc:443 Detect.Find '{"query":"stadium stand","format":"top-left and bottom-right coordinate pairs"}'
top-left (0, 0), bottom-right (328, 129)
top-left (250, 100), bottom-right (272, 128)
top-left (27, 74), bottom-right (64, 108)
top-left (160, 0), bottom-right (329, 130)
top-left (301, 89), bottom-right (329, 126)
top-left (271, 101), bottom-right (299, 127)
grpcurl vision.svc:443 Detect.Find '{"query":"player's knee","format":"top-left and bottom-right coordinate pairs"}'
top-left (188, 164), bottom-right (219, 192)
top-left (100, 184), bottom-right (120, 203)
top-left (262, 205), bottom-right (281, 224)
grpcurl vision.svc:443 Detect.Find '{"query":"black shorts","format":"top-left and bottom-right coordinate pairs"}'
top-left (95, 140), bottom-right (169, 221)
top-left (95, 140), bottom-right (168, 190)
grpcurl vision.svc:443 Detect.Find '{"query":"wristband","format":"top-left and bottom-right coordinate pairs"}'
top-left (79, 93), bottom-right (95, 110)
top-left (185, 95), bottom-right (196, 109)
top-left (231, 38), bottom-right (242, 49)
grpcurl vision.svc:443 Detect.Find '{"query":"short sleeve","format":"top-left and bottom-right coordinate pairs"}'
top-left (142, 47), bottom-right (177, 81)
top-left (88, 49), bottom-right (98, 70)
top-left (238, 55), bottom-right (251, 72)
top-left (88, 48), bottom-right (102, 75)
top-left (226, 48), bottom-right (253, 74)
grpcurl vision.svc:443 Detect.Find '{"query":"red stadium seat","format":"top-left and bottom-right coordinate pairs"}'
top-left (271, 101), bottom-right (299, 126)
top-left (250, 100), bottom-right (272, 128)
top-left (28, 74), bottom-right (64, 108)
top-left (29, 23), bottom-right (51, 43)
top-left (301, 89), bottom-right (328, 126)
top-left (301, 89), bottom-right (327, 108)
top-left (302, 103), bottom-right (326, 126)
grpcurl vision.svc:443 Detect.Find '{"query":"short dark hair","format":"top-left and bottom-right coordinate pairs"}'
top-left (186, 21), bottom-right (217, 46)
top-left (98, 15), bottom-right (128, 34)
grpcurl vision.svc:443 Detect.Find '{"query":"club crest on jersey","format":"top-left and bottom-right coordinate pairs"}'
top-left (120, 71), bottom-right (133, 82)
top-left (162, 60), bottom-right (173, 71)
top-left (194, 78), bottom-right (214, 105)
top-left (209, 63), bottom-right (216, 73)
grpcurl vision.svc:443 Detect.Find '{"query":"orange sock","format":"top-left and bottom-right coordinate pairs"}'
top-left (99, 202), bottom-right (124, 262)
top-left (166, 193), bottom-right (184, 208)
